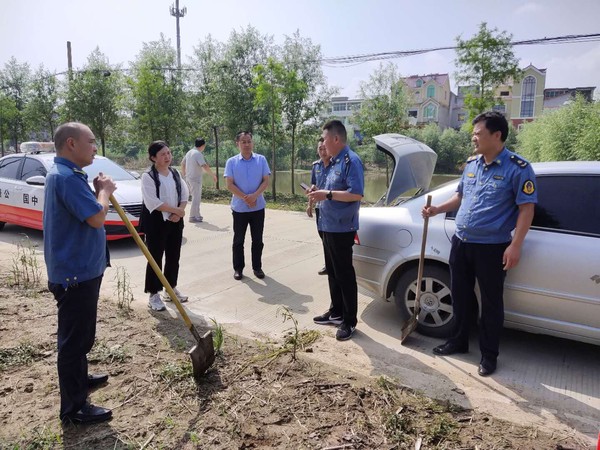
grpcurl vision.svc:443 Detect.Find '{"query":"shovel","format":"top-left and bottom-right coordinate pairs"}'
top-left (400, 194), bottom-right (432, 343)
top-left (109, 195), bottom-right (215, 381)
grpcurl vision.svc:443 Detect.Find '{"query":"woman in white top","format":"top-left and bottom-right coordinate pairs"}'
top-left (141, 140), bottom-right (190, 311)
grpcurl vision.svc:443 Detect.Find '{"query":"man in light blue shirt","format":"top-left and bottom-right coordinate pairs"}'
top-left (224, 131), bottom-right (271, 280)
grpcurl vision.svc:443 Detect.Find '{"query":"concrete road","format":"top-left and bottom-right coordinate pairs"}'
top-left (1, 202), bottom-right (598, 445)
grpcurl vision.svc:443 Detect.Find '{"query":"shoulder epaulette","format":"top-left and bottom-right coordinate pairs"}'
top-left (344, 152), bottom-right (350, 165)
top-left (510, 155), bottom-right (528, 168)
top-left (466, 155), bottom-right (478, 162)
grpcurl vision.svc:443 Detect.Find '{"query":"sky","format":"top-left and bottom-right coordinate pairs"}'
top-left (1, 0), bottom-right (600, 98)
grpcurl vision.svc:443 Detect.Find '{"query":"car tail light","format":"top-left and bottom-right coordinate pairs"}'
top-left (354, 232), bottom-right (360, 245)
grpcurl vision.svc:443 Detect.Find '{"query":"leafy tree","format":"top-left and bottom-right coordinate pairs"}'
top-left (281, 31), bottom-right (331, 194)
top-left (0, 57), bottom-right (31, 148)
top-left (64, 48), bottom-right (123, 156)
top-left (517, 95), bottom-right (600, 162)
top-left (353, 62), bottom-right (409, 137)
top-left (216, 26), bottom-right (274, 138)
top-left (129, 34), bottom-right (186, 147)
top-left (455, 23), bottom-right (521, 122)
top-left (25, 65), bottom-right (59, 140)
top-left (0, 93), bottom-right (18, 155)
top-left (253, 57), bottom-right (285, 199)
top-left (352, 62), bottom-right (410, 181)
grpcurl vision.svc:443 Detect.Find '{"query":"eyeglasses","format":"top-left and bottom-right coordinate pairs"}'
top-left (235, 131), bottom-right (253, 141)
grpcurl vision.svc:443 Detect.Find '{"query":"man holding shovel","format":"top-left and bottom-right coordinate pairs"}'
top-left (422, 111), bottom-right (537, 377)
top-left (44, 122), bottom-right (116, 424)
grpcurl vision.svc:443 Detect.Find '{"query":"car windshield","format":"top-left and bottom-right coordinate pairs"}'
top-left (83, 158), bottom-right (137, 181)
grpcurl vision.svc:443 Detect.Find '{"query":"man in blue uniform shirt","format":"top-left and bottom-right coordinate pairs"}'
top-left (305, 137), bottom-right (331, 275)
top-left (309, 120), bottom-right (364, 341)
top-left (44, 122), bottom-right (117, 424)
top-left (422, 111), bottom-right (537, 376)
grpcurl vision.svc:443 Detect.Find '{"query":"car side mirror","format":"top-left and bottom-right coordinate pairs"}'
top-left (25, 175), bottom-right (46, 186)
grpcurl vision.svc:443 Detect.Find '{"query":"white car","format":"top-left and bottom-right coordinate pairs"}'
top-left (353, 134), bottom-right (600, 345)
top-left (0, 142), bottom-right (143, 240)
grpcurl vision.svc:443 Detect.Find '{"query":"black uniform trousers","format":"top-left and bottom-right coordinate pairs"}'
top-left (448, 235), bottom-right (509, 361)
top-left (144, 215), bottom-right (184, 294)
top-left (48, 275), bottom-right (103, 420)
top-left (232, 209), bottom-right (265, 271)
top-left (322, 231), bottom-right (358, 327)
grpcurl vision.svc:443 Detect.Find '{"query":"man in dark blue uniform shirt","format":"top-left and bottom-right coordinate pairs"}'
top-left (422, 111), bottom-right (537, 376)
top-left (309, 120), bottom-right (364, 341)
top-left (44, 122), bottom-right (116, 424)
top-left (305, 137), bottom-right (331, 275)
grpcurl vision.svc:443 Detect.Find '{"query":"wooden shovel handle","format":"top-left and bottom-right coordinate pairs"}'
top-left (109, 195), bottom-right (202, 343)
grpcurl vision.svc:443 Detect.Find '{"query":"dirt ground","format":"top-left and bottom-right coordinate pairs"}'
top-left (0, 257), bottom-right (591, 449)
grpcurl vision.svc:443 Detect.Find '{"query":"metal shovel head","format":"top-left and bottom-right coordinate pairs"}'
top-left (400, 315), bottom-right (418, 343)
top-left (189, 330), bottom-right (216, 382)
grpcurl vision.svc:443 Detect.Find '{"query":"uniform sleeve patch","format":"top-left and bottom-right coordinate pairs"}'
top-left (522, 180), bottom-right (535, 195)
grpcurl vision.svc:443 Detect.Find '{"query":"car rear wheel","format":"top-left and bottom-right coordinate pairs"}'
top-left (0, 221), bottom-right (5, 231)
top-left (394, 265), bottom-right (455, 338)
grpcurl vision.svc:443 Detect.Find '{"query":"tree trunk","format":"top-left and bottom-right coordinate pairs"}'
top-left (291, 124), bottom-right (297, 195)
top-left (271, 109), bottom-right (276, 201)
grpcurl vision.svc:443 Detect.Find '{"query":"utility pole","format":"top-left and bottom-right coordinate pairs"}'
top-left (170, 0), bottom-right (187, 69)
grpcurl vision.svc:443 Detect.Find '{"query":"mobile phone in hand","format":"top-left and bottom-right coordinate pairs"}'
top-left (300, 182), bottom-right (310, 191)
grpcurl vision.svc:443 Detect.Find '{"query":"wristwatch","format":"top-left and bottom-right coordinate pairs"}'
top-left (326, 190), bottom-right (333, 200)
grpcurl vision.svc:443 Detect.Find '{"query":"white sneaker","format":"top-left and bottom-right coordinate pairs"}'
top-left (162, 287), bottom-right (188, 303)
top-left (148, 293), bottom-right (166, 311)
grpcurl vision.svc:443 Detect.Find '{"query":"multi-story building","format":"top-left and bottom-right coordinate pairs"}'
top-left (402, 73), bottom-right (456, 128)
top-left (455, 64), bottom-right (547, 129)
top-left (325, 96), bottom-right (364, 142)
top-left (543, 86), bottom-right (596, 110)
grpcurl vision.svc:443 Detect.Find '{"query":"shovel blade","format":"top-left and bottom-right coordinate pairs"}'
top-left (400, 316), bottom-right (418, 344)
top-left (189, 330), bottom-right (216, 382)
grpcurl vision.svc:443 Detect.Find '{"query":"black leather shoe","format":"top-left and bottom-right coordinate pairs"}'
top-left (63, 403), bottom-right (112, 424)
top-left (478, 359), bottom-right (497, 377)
top-left (233, 270), bottom-right (243, 280)
top-left (317, 266), bottom-right (327, 276)
top-left (253, 269), bottom-right (265, 279)
top-left (432, 342), bottom-right (469, 356)
top-left (88, 374), bottom-right (108, 389)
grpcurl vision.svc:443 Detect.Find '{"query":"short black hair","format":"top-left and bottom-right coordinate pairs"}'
top-left (472, 111), bottom-right (509, 142)
top-left (235, 131), bottom-right (253, 142)
top-left (195, 138), bottom-right (206, 147)
top-left (322, 120), bottom-right (347, 143)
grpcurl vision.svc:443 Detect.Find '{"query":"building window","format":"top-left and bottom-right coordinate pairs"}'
top-left (520, 76), bottom-right (536, 118)
top-left (423, 104), bottom-right (437, 120)
top-left (492, 104), bottom-right (506, 114)
top-left (333, 103), bottom-right (347, 112)
top-left (427, 85), bottom-right (435, 98)
top-left (416, 79), bottom-right (423, 87)
top-left (500, 91), bottom-right (510, 97)
top-left (408, 110), bottom-right (418, 118)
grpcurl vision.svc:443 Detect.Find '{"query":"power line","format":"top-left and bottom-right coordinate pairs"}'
top-left (321, 32), bottom-right (600, 66)
top-left (8, 32), bottom-right (600, 83)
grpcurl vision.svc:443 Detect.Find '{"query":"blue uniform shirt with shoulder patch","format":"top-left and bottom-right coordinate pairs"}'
top-left (318, 146), bottom-right (364, 233)
top-left (454, 148), bottom-right (537, 244)
top-left (43, 157), bottom-right (106, 286)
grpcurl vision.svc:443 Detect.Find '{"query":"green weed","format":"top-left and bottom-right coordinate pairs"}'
top-left (10, 236), bottom-right (42, 290)
top-left (113, 265), bottom-right (134, 311)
